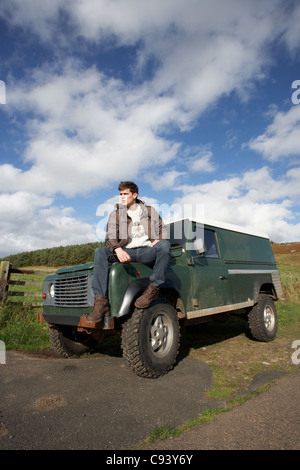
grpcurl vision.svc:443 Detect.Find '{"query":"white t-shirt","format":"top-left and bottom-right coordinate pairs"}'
top-left (126, 205), bottom-right (151, 248)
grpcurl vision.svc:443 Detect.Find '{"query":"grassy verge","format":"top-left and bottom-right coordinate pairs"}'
top-left (189, 303), bottom-right (299, 399)
top-left (137, 301), bottom-right (299, 448)
top-left (142, 382), bottom-right (276, 447)
top-left (137, 298), bottom-right (300, 448)
top-left (0, 304), bottom-right (49, 350)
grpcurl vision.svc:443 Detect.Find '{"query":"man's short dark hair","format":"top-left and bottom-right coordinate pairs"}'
top-left (118, 181), bottom-right (139, 195)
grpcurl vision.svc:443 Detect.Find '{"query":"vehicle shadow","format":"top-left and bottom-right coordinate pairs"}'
top-left (92, 332), bottom-right (123, 357)
top-left (91, 312), bottom-right (251, 364)
top-left (177, 312), bottom-right (251, 363)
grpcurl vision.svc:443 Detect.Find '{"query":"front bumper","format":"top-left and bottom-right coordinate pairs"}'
top-left (37, 312), bottom-right (115, 330)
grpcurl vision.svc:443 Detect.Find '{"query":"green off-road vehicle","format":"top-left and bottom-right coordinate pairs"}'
top-left (39, 218), bottom-right (283, 378)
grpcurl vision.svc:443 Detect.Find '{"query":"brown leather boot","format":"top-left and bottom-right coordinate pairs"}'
top-left (134, 283), bottom-right (159, 309)
top-left (86, 295), bottom-right (109, 323)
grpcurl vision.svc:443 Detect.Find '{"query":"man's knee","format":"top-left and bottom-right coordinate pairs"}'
top-left (94, 246), bottom-right (109, 262)
top-left (157, 239), bottom-right (170, 249)
top-left (155, 239), bottom-right (171, 255)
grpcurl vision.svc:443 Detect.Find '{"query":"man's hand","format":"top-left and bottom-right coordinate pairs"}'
top-left (114, 247), bottom-right (131, 263)
top-left (151, 240), bottom-right (159, 247)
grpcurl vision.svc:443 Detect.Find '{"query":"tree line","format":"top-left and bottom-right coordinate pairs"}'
top-left (0, 242), bottom-right (105, 267)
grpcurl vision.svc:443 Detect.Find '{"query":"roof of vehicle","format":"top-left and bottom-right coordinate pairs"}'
top-left (167, 217), bottom-right (269, 240)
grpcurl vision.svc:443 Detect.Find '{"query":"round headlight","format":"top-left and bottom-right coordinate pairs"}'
top-left (49, 283), bottom-right (55, 298)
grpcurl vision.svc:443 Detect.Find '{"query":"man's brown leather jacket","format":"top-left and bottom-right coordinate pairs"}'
top-left (105, 199), bottom-right (167, 253)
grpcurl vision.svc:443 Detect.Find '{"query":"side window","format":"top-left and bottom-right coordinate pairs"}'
top-left (192, 229), bottom-right (219, 258)
top-left (204, 229), bottom-right (219, 258)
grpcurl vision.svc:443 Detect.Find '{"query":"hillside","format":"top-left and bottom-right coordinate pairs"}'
top-left (272, 242), bottom-right (300, 304)
top-left (0, 242), bottom-right (104, 268)
top-left (1, 241), bottom-right (300, 269)
top-left (272, 242), bottom-right (300, 267)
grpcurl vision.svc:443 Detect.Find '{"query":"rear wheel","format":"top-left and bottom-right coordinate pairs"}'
top-left (121, 302), bottom-right (180, 378)
top-left (248, 294), bottom-right (278, 342)
top-left (49, 325), bottom-right (98, 357)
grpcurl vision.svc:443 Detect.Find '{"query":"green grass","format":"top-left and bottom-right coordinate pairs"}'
top-left (277, 302), bottom-right (300, 337)
top-left (0, 304), bottom-right (49, 350)
top-left (9, 272), bottom-right (47, 282)
top-left (148, 426), bottom-right (182, 443)
top-left (6, 271), bottom-right (44, 306)
top-left (139, 384), bottom-right (274, 448)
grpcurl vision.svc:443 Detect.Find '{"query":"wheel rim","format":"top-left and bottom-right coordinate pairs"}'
top-left (264, 304), bottom-right (275, 331)
top-left (150, 313), bottom-right (173, 357)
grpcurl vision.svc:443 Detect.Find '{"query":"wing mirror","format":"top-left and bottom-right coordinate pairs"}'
top-left (193, 237), bottom-right (206, 255)
top-left (188, 238), bottom-right (206, 265)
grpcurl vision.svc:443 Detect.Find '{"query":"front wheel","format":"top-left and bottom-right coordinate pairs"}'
top-left (121, 302), bottom-right (180, 378)
top-left (248, 294), bottom-right (278, 342)
top-left (49, 325), bottom-right (98, 357)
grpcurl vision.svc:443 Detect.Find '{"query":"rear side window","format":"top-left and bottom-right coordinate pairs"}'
top-left (204, 229), bottom-right (219, 258)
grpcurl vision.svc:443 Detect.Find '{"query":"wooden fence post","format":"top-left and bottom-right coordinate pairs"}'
top-left (1, 263), bottom-right (45, 307)
top-left (0, 261), bottom-right (10, 304)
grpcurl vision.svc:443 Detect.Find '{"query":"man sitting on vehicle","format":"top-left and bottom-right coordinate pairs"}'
top-left (87, 181), bottom-right (170, 323)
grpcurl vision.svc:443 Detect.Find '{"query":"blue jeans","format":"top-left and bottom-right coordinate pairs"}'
top-left (93, 240), bottom-right (171, 296)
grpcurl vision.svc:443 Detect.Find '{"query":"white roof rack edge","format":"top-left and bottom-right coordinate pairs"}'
top-left (166, 217), bottom-right (269, 240)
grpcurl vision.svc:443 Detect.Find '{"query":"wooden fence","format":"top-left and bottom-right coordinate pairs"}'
top-left (0, 261), bottom-right (52, 307)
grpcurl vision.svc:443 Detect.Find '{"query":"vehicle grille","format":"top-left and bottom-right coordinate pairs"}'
top-left (54, 274), bottom-right (89, 307)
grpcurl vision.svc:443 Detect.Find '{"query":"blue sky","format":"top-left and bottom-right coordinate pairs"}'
top-left (0, 0), bottom-right (300, 257)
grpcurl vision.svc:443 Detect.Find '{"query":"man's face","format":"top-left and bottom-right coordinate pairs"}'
top-left (119, 189), bottom-right (137, 207)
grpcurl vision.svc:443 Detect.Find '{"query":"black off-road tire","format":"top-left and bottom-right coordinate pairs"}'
top-left (121, 301), bottom-right (180, 378)
top-left (248, 294), bottom-right (278, 342)
top-left (49, 325), bottom-right (97, 357)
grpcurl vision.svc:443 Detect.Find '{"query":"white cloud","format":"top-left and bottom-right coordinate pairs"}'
top-left (248, 105), bottom-right (300, 161)
top-left (3, 61), bottom-right (181, 197)
top-left (2, 1), bottom-right (299, 201)
top-left (0, 192), bottom-right (97, 257)
top-left (175, 167), bottom-right (300, 242)
top-left (3, 1), bottom-right (300, 109)
top-left (144, 170), bottom-right (185, 191)
top-left (0, 0), bottom-right (67, 42)
top-left (186, 149), bottom-right (216, 173)
top-left (0, 192), bottom-right (52, 227)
